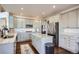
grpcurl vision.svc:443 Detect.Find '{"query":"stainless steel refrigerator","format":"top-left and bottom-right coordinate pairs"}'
top-left (54, 22), bottom-right (59, 47)
top-left (47, 22), bottom-right (59, 47)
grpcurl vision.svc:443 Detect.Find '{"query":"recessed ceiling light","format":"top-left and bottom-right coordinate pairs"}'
top-left (21, 8), bottom-right (23, 10)
top-left (53, 5), bottom-right (56, 8)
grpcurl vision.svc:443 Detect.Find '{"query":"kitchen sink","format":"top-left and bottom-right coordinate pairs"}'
top-left (3, 35), bottom-right (14, 39)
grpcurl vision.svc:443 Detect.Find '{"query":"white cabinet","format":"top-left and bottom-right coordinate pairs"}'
top-left (63, 36), bottom-right (69, 49)
top-left (0, 43), bottom-right (15, 54)
top-left (31, 34), bottom-right (53, 54)
top-left (61, 13), bottom-right (69, 28)
top-left (17, 32), bottom-right (31, 42)
top-left (26, 19), bottom-right (33, 24)
top-left (16, 18), bottom-right (26, 28)
top-left (77, 9), bottom-right (79, 27)
top-left (60, 35), bottom-right (70, 50)
top-left (68, 10), bottom-right (77, 27)
top-left (15, 17), bottom-right (33, 28)
top-left (0, 18), bottom-right (6, 28)
top-left (59, 35), bottom-right (78, 53)
top-left (59, 35), bottom-right (66, 48)
top-left (9, 16), bottom-right (14, 28)
top-left (69, 37), bottom-right (78, 53)
top-left (33, 20), bottom-right (41, 32)
top-left (60, 10), bottom-right (77, 28)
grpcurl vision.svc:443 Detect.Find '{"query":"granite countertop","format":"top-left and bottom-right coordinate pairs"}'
top-left (61, 32), bottom-right (79, 36)
top-left (32, 33), bottom-right (53, 38)
top-left (0, 32), bottom-right (17, 44)
top-left (61, 32), bottom-right (79, 42)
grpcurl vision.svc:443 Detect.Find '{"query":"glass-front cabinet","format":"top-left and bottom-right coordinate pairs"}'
top-left (9, 15), bottom-right (14, 28)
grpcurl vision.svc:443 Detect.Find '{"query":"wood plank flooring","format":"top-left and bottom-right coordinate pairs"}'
top-left (16, 40), bottom-right (72, 54)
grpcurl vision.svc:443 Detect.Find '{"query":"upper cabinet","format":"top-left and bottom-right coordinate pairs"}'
top-left (0, 18), bottom-right (7, 28)
top-left (61, 13), bottom-right (69, 28)
top-left (14, 17), bottom-right (34, 28)
top-left (33, 20), bottom-right (41, 32)
top-left (48, 14), bottom-right (60, 23)
top-left (26, 19), bottom-right (33, 25)
top-left (0, 12), bottom-right (9, 29)
top-left (68, 10), bottom-right (77, 27)
top-left (9, 15), bottom-right (14, 28)
top-left (77, 9), bottom-right (79, 27)
top-left (15, 18), bottom-right (26, 28)
top-left (60, 10), bottom-right (77, 28)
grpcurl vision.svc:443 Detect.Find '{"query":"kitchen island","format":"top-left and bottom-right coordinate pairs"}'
top-left (0, 32), bottom-right (17, 54)
top-left (31, 33), bottom-right (53, 54)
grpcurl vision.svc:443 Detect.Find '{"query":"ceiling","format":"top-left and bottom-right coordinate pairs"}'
top-left (1, 4), bottom-right (79, 19)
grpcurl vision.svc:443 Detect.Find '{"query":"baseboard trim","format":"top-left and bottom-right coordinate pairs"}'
top-left (59, 47), bottom-right (75, 54)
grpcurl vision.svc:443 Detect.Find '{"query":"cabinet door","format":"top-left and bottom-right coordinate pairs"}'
top-left (16, 18), bottom-right (26, 28)
top-left (64, 36), bottom-right (71, 50)
top-left (62, 35), bottom-right (71, 51)
top-left (64, 36), bottom-right (77, 53)
top-left (66, 38), bottom-right (71, 51)
top-left (61, 13), bottom-right (69, 28)
top-left (77, 9), bottom-right (79, 27)
top-left (59, 35), bottom-right (67, 48)
top-left (9, 16), bottom-right (14, 28)
top-left (0, 43), bottom-right (15, 54)
top-left (26, 19), bottom-right (33, 24)
top-left (68, 10), bottom-right (77, 27)
top-left (59, 35), bottom-right (64, 47)
top-left (69, 39), bottom-right (78, 53)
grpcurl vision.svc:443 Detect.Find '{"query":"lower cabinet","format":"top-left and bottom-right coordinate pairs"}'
top-left (69, 39), bottom-right (78, 53)
top-left (59, 35), bottom-right (79, 53)
top-left (0, 43), bottom-right (15, 54)
top-left (17, 32), bottom-right (31, 42)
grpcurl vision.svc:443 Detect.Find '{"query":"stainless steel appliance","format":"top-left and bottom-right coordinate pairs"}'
top-left (54, 22), bottom-right (59, 47)
top-left (47, 22), bottom-right (59, 47)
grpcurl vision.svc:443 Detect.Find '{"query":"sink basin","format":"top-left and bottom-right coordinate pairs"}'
top-left (3, 35), bottom-right (14, 39)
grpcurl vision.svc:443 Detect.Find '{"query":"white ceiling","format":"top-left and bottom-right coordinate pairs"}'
top-left (2, 4), bottom-right (79, 19)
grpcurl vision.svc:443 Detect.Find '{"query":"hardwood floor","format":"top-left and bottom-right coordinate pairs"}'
top-left (16, 40), bottom-right (32, 54)
top-left (16, 40), bottom-right (39, 54)
top-left (16, 40), bottom-right (72, 54)
top-left (54, 47), bottom-right (72, 54)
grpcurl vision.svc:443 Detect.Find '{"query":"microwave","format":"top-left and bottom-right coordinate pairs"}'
top-left (26, 24), bottom-right (33, 28)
